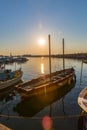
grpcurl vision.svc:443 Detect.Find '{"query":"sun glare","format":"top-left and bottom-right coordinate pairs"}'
top-left (38, 38), bottom-right (46, 46)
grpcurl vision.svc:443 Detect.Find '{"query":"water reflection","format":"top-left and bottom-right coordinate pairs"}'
top-left (0, 89), bottom-right (16, 121)
top-left (41, 63), bottom-right (45, 74)
top-left (14, 81), bottom-right (75, 117)
top-left (0, 80), bottom-right (22, 101)
top-left (0, 86), bottom-right (17, 103)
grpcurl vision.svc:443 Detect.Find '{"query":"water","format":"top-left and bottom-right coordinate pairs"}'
top-left (0, 57), bottom-right (87, 130)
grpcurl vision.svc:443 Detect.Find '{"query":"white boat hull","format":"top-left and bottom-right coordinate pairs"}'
top-left (78, 87), bottom-right (87, 112)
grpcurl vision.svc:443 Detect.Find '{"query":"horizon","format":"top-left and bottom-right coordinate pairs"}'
top-left (0, 0), bottom-right (87, 55)
top-left (1, 52), bottom-right (87, 57)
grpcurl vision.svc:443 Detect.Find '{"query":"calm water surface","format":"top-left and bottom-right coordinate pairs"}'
top-left (0, 57), bottom-right (87, 130)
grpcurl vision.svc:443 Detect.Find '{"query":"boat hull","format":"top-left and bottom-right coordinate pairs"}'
top-left (78, 87), bottom-right (87, 112)
top-left (15, 68), bottom-right (76, 99)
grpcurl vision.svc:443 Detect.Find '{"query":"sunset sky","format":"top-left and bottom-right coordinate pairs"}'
top-left (0, 0), bottom-right (87, 55)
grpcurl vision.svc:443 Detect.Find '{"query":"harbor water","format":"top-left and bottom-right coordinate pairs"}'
top-left (0, 57), bottom-right (87, 130)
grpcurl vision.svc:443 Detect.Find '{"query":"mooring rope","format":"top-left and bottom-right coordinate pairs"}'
top-left (0, 113), bottom-right (86, 120)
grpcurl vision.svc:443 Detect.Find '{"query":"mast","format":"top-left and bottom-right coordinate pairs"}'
top-left (62, 38), bottom-right (65, 70)
top-left (48, 34), bottom-right (51, 81)
top-left (80, 60), bottom-right (83, 85)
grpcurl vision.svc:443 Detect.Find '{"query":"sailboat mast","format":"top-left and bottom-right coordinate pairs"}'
top-left (80, 60), bottom-right (83, 85)
top-left (48, 34), bottom-right (51, 81)
top-left (63, 38), bottom-right (65, 70)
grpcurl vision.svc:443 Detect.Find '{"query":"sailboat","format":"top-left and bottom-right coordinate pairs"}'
top-left (15, 35), bottom-right (76, 99)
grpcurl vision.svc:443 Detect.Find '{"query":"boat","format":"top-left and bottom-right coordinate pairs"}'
top-left (0, 65), bottom-right (23, 91)
top-left (15, 67), bottom-right (76, 99)
top-left (78, 60), bottom-right (87, 112)
top-left (78, 87), bottom-right (87, 112)
top-left (14, 56), bottom-right (28, 63)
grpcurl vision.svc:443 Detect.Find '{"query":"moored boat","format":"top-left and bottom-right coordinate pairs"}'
top-left (78, 87), bottom-right (87, 112)
top-left (15, 67), bottom-right (76, 99)
top-left (0, 66), bottom-right (23, 91)
top-left (14, 56), bottom-right (28, 63)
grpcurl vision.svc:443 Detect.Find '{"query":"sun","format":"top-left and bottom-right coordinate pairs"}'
top-left (38, 38), bottom-right (46, 46)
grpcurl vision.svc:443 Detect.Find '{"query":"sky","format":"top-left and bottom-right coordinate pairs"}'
top-left (0, 0), bottom-right (87, 55)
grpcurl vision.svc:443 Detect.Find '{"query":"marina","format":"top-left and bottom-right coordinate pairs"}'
top-left (0, 57), bottom-right (86, 130)
top-left (0, 0), bottom-right (87, 129)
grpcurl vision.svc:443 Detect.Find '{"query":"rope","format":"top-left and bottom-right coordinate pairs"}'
top-left (0, 113), bottom-right (86, 120)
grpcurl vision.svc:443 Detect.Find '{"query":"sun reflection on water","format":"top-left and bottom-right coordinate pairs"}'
top-left (41, 63), bottom-right (45, 74)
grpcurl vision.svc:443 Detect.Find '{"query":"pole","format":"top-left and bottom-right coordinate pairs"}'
top-left (48, 34), bottom-right (51, 81)
top-left (62, 38), bottom-right (65, 70)
top-left (80, 60), bottom-right (83, 85)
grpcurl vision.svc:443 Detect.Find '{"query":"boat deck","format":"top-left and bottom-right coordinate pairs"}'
top-left (15, 68), bottom-right (75, 94)
top-left (18, 71), bottom-right (70, 90)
